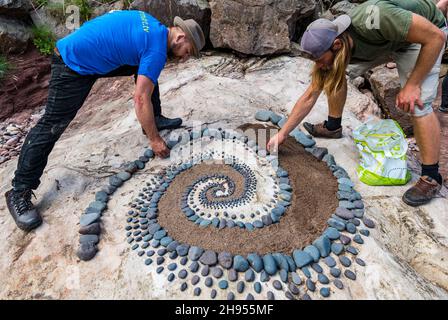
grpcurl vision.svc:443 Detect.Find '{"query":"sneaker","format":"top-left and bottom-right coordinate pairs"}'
top-left (402, 176), bottom-right (442, 207)
top-left (5, 189), bottom-right (42, 231)
top-left (141, 115), bottom-right (183, 135)
top-left (439, 105), bottom-right (448, 113)
top-left (303, 121), bottom-right (342, 139)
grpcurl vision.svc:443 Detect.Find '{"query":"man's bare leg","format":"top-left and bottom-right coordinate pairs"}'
top-left (413, 112), bottom-right (441, 166)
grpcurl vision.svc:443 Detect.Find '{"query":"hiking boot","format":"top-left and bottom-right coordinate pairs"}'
top-left (303, 121), bottom-right (342, 139)
top-left (402, 176), bottom-right (442, 207)
top-left (141, 115), bottom-right (183, 135)
top-left (439, 105), bottom-right (448, 113)
top-left (5, 189), bottom-right (42, 231)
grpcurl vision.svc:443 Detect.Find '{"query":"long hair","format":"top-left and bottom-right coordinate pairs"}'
top-left (311, 32), bottom-right (351, 97)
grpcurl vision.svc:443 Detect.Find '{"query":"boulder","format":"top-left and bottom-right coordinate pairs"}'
top-left (329, 0), bottom-right (358, 16)
top-left (0, 0), bottom-right (31, 18)
top-left (0, 15), bottom-right (31, 54)
top-left (29, 6), bottom-right (72, 40)
top-left (367, 64), bottom-right (413, 136)
top-left (130, 0), bottom-right (211, 39)
top-left (209, 0), bottom-right (316, 56)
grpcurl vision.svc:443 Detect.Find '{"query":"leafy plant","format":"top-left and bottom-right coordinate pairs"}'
top-left (71, 0), bottom-right (92, 23)
top-left (32, 25), bottom-right (56, 56)
top-left (0, 56), bottom-right (11, 81)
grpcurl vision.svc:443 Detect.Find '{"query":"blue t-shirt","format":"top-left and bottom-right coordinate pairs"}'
top-left (56, 10), bottom-right (168, 84)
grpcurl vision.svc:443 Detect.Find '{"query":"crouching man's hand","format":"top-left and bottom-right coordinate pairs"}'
top-left (151, 135), bottom-right (170, 158)
top-left (267, 132), bottom-right (287, 154)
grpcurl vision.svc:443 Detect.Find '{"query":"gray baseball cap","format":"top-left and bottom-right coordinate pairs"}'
top-left (300, 15), bottom-right (351, 60)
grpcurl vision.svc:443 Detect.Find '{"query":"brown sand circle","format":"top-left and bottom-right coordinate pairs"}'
top-left (157, 124), bottom-right (338, 256)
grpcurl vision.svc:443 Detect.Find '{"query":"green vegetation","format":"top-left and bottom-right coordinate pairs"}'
top-left (32, 25), bottom-right (56, 55)
top-left (0, 56), bottom-right (11, 81)
top-left (71, 0), bottom-right (93, 23)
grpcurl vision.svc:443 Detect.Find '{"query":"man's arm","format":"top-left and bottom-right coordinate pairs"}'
top-left (396, 13), bottom-right (446, 113)
top-left (267, 84), bottom-right (321, 152)
top-left (134, 75), bottom-right (169, 158)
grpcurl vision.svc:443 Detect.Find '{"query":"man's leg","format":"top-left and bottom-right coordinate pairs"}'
top-left (394, 41), bottom-right (444, 206)
top-left (7, 54), bottom-right (97, 230)
top-left (440, 74), bottom-right (448, 112)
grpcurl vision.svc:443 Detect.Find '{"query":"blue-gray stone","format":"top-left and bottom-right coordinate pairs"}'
top-left (117, 171), bottom-right (131, 181)
top-left (145, 258), bottom-right (153, 265)
top-left (353, 209), bottom-right (365, 218)
top-left (285, 255), bottom-right (296, 272)
top-left (88, 201), bottom-right (106, 213)
top-left (156, 256), bottom-right (165, 265)
top-left (255, 110), bottom-right (273, 122)
top-left (323, 227), bottom-right (340, 240)
top-left (211, 218), bottom-right (220, 228)
top-left (306, 279), bottom-right (316, 292)
top-left (79, 234), bottom-right (99, 245)
top-left (160, 236), bottom-right (173, 247)
top-left (199, 250), bottom-right (217, 266)
top-left (262, 215), bottom-right (273, 226)
top-left (363, 217), bottom-right (375, 228)
top-left (293, 131), bottom-right (316, 148)
top-left (80, 213), bottom-right (100, 226)
top-left (340, 234), bottom-right (351, 245)
top-left (168, 263), bottom-right (177, 271)
top-left (267, 291), bottom-right (275, 300)
top-left (144, 149), bottom-right (154, 159)
top-left (211, 267), bottom-right (223, 279)
top-left (260, 270), bottom-right (270, 282)
top-left (245, 222), bottom-right (255, 231)
top-left (339, 200), bottom-right (355, 210)
top-left (346, 246), bottom-right (358, 255)
top-left (270, 112), bottom-right (282, 125)
top-left (166, 241), bottom-right (179, 252)
top-left (218, 251), bottom-right (233, 269)
top-left (311, 263), bottom-right (323, 273)
top-left (328, 218), bottom-right (346, 231)
top-left (273, 253), bottom-right (289, 270)
top-left (356, 258), bottom-right (366, 266)
top-left (218, 280), bottom-right (228, 289)
top-left (346, 223), bottom-right (357, 234)
top-left (335, 207), bottom-right (355, 220)
top-left (320, 287), bottom-right (330, 298)
top-left (313, 235), bottom-right (331, 257)
top-left (189, 261), bottom-right (199, 273)
top-left (344, 270), bottom-right (356, 280)
top-left (331, 243), bottom-right (344, 255)
top-left (109, 175), bottom-right (123, 187)
top-left (228, 269), bottom-right (238, 282)
top-left (334, 279), bottom-right (344, 290)
top-left (245, 269), bottom-right (255, 282)
top-left (273, 280), bottom-right (283, 290)
top-left (304, 245), bottom-right (320, 262)
top-left (262, 254), bottom-right (277, 275)
top-left (188, 246), bottom-right (204, 261)
top-left (280, 269), bottom-right (288, 283)
top-left (253, 220), bottom-right (264, 228)
top-left (293, 250), bottom-right (313, 268)
top-left (247, 253), bottom-right (263, 272)
top-left (194, 287), bottom-right (201, 296)
top-left (237, 281), bottom-right (245, 294)
top-left (210, 289), bottom-right (217, 299)
top-left (330, 267), bottom-right (341, 278)
top-left (318, 274), bottom-right (330, 285)
top-left (339, 256), bottom-right (351, 267)
top-left (199, 219), bottom-right (211, 228)
top-left (233, 255), bottom-right (249, 272)
top-left (338, 177), bottom-right (354, 187)
top-left (95, 191), bottom-right (108, 203)
top-left (353, 234), bottom-right (364, 244)
top-left (178, 269), bottom-right (188, 279)
top-left (324, 256), bottom-right (336, 268)
top-left (176, 244), bottom-right (190, 256)
top-left (227, 292), bottom-right (235, 300)
top-left (153, 229), bottom-right (167, 240)
top-left (292, 272), bottom-right (302, 285)
top-left (254, 282), bottom-right (262, 294)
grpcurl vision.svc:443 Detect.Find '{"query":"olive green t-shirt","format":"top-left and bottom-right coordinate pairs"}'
top-left (348, 0), bottom-right (446, 61)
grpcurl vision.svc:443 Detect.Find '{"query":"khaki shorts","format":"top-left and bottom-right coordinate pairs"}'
top-left (347, 27), bottom-right (448, 117)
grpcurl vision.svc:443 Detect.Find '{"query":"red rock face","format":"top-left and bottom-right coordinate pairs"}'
top-left (0, 47), bottom-right (51, 121)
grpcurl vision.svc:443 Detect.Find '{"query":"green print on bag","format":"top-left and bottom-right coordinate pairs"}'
top-left (353, 119), bottom-right (411, 186)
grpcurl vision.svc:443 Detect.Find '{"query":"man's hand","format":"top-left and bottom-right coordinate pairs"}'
top-left (267, 132), bottom-right (287, 154)
top-left (151, 135), bottom-right (170, 158)
top-left (396, 84), bottom-right (423, 114)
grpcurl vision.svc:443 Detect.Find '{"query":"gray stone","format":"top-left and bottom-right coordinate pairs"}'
top-left (262, 254), bottom-right (277, 275)
top-left (109, 175), bottom-right (123, 187)
top-left (0, 16), bottom-right (31, 54)
top-left (79, 222), bottom-right (101, 235)
top-left (255, 110), bottom-right (273, 122)
top-left (228, 269), bottom-right (238, 282)
top-left (363, 217), bottom-right (375, 229)
top-left (199, 250), bottom-right (218, 266)
top-left (247, 253), bottom-right (263, 272)
top-left (76, 242), bottom-right (97, 261)
top-left (212, 267), bottom-right (223, 279)
top-left (95, 191), bottom-right (109, 203)
top-left (233, 255), bottom-right (249, 272)
top-left (293, 250), bottom-right (313, 268)
top-left (304, 245), bottom-right (320, 262)
top-left (80, 213), bottom-right (100, 227)
top-left (273, 280), bottom-right (282, 290)
top-left (335, 207), bottom-right (355, 220)
top-left (245, 269), bottom-right (255, 282)
top-left (176, 244), bottom-right (190, 257)
top-left (218, 251), bottom-right (233, 269)
top-left (79, 234), bottom-right (99, 245)
top-left (313, 235), bottom-right (331, 257)
top-left (344, 270), bottom-right (357, 280)
top-left (334, 279), bottom-right (344, 290)
top-left (188, 246), bottom-right (204, 261)
top-left (331, 243), bottom-right (344, 255)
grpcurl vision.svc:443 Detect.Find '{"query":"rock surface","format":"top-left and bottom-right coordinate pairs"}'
top-left (0, 53), bottom-right (446, 299)
top-left (0, 15), bottom-right (31, 54)
top-left (209, 0), bottom-right (316, 56)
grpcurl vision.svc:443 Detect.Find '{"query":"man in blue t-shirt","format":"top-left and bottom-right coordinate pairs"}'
top-left (5, 11), bottom-right (206, 239)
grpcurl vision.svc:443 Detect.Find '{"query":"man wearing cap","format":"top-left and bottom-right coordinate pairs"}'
top-left (267, 0), bottom-right (446, 206)
top-left (5, 10), bottom-right (205, 232)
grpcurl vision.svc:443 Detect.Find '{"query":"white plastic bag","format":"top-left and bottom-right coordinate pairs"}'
top-left (353, 119), bottom-right (411, 186)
